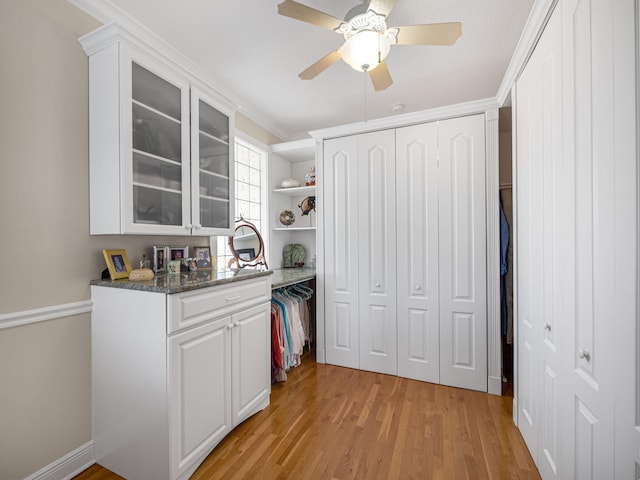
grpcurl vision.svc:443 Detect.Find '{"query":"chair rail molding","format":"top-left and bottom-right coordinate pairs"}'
top-left (0, 300), bottom-right (92, 330)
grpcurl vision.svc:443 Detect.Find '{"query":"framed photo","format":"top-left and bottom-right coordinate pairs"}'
top-left (169, 246), bottom-right (188, 261)
top-left (102, 249), bottom-right (132, 280)
top-left (237, 248), bottom-right (256, 261)
top-left (153, 245), bottom-right (168, 273)
top-left (194, 246), bottom-right (212, 268)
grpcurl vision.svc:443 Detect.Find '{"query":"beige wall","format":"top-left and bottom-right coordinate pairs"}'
top-left (0, 1), bottom-right (280, 478)
top-left (235, 112), bottom-right (283, 146)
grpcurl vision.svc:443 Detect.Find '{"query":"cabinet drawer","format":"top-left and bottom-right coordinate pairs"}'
top-left (168, 277), bottom-right (271, 334)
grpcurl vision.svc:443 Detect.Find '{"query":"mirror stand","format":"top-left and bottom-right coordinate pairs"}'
top-left (227, 217), bottom-right (268, 270)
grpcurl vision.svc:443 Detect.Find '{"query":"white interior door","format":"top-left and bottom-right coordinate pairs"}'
top-left (561, 0), bottom-right (633, 477)
top-left (438, 114), bottom-right (487, 392)
top-left (396, 122), bottom-right (440, 383)
top-left (515, 8), bottom-right (564, 475)
top-left (324, 136), bottom-right (360, 369)
top-left (357, 130), bottom-right (397, 375)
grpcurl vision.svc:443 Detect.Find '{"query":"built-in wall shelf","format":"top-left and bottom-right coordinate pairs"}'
top-left (273, 186), bottom-right (315, 197)
top-left (272, 226), bottom-right (316, 231)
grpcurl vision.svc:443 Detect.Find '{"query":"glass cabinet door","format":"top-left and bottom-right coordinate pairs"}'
top-left (130, 62), bottom-right (188, 229)
top-left (191, 89), bottom-right (234, 235)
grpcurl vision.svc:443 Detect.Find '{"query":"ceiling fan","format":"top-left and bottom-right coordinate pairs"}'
top-left (277, 0), bottom-right (462, 91)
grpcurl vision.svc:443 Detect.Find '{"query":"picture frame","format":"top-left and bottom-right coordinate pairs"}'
top-left (102, 249), bottom-right (132, 280)
top-left (153, 245), bottom-right (168, 273)
top-left (194, 246), bottom-right (212, 268)
top-left (169, 246), bottom-right (189, 261)
top-left (237, 248), bottom-right (256, 261)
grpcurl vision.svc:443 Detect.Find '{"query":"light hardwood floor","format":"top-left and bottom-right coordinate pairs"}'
top-left (74, 359), bottom-right (539, 479)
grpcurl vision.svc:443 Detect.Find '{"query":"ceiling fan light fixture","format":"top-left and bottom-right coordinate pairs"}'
top-left (339, 30), bottom-right (390, 72)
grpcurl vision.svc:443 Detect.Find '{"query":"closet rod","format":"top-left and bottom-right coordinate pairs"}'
top-left (271, 278), bottom-right (314, 290)
top-left (499, 183), bottom-right (512, 190)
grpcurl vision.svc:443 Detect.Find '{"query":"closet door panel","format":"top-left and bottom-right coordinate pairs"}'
top-left (438, 115), bottom-right (487, 392)
top-left (324, 137), bottom-right (360, 369)
top-left (358, 130), bottom-right (397, 375)
top-left (516, 62), bottom-right (542, 456)
top-left (396, 123), bottom-right (439, 382)
top-left (562, 0), bottom-right (618, 476)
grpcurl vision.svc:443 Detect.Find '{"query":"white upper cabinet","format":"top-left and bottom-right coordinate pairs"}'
top-left (80, 24), bottom-right (235, 236)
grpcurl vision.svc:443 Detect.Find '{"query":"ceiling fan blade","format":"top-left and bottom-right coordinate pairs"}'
top-left (395, 22), bottom-right (462, 45)
top-left (367, 0), bottom-right (398, 17)
top-left (299, 51), bottom-right (342, 80)
top-left (278, 0), bottom-right (344, 31)
top-left (369, 61), bottom-right (393, 91)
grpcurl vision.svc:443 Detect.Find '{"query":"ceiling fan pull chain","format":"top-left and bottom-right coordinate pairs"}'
top-left (363, 72), bottom-right (368, 122)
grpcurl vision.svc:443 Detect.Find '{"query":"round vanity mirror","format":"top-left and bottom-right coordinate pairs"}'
top-left (227, 219), bottom-right (268, 269)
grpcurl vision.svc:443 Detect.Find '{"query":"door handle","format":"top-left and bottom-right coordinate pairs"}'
top-left (578, 348), bottom-right (591, 362)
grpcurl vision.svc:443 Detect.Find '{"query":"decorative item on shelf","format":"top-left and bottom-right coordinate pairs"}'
top-left (279, 209), bottom-right (296, 226)
top-left (280, 178), bottom-right (301, 188)
top-left (283, 244), bottom-right (306, 268)
top-left (299, 196), bottom-right (316, 215)
top-left (305, 166), bottom-right (316, 186)
top-left (102, 249), bottom-right (132, 280)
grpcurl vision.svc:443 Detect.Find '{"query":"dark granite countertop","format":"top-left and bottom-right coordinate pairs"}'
top-left (270, 267), bottom-right (316, 289)
top-left (90, 268), bottom-right (273, 294)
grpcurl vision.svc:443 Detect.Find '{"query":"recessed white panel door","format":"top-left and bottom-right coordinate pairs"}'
top-left (515, 8), bottom-right (564, 475)
top-left (561, 0), bottom-right (621, 476)
top-left (324, 136), bottom-right (360, 369)
top-left (438, 114), bottom-right (487, 392)
top-left (358, 130), bottom-right (397, 375)
top-left (396, 123), bottom-right (440, 383)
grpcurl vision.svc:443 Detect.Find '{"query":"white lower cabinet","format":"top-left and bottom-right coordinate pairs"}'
top-left (91, 276), bottom-right (271, 480)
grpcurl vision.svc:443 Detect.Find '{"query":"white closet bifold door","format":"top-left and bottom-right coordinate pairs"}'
top-left (396, 122), bottom-right (440, 383)
top-left (437, 114), bottom-right (487, 392)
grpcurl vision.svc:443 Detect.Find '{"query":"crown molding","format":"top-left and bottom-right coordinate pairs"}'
top-left (496, 0), bottom-right (558, 106)
top-left (309, 97), bottom-right (499, 140)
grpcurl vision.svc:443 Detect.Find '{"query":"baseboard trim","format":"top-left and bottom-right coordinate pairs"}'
top-left (488, 375), bottom-right (503, 396)
top-left (0, 300), bottom-right (92, 330)
top-left (25, 441), bottom-right (95, 480)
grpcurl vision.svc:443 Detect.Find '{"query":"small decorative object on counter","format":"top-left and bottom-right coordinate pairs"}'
top-left (305, 166), bottom-right (316, 186)
top-left (279, 209), bottom-right (295, 226)
top-left (280, 178), bottom-right (300, 188)
top-left (298, 196), bottom-right (316, 216)
top-left (283, 243), bottom-right (305, 268)
top-left (168, 260), bottom-right (181, 274)
top-left (129, 268), bottom-right (154, 281)
top-left (139, 254), bottom-right (150, 269)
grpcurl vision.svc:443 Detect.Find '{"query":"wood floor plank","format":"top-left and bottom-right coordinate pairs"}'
top-left (73, 361), bottom-right (540, 480)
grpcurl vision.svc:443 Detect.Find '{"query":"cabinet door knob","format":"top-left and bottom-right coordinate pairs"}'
top-left (375, 282), bottom-right (381, 288)
top-left (195, 224), bottom-right (202, 229)
top-left (415, 284), bottom-right (422, 291)
top-left (227, 323), bottom-right (235, 330)
top-left (578, 348), bottom-right (591, 361)
top-left (185, 224), bottom-right (193, 229)
top-left (544, 322), bottom-right (552, 331)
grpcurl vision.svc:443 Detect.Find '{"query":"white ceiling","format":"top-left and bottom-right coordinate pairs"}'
top-left (79, 0), bottom-right (535, 140)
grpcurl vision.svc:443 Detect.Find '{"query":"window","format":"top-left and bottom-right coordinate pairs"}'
top-left (216, 137), bottom-right (267, 271)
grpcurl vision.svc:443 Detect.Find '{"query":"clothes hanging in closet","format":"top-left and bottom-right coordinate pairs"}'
top-left (271, 284), bottom-right (313, 382)
top-left (500, 189), bottom-right (514, 344)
